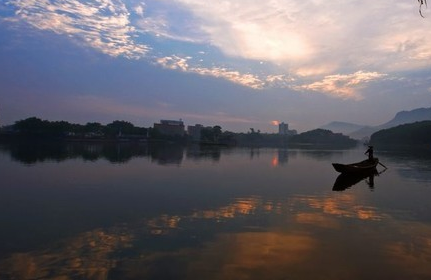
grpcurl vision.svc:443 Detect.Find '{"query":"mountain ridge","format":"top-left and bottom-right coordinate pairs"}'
top-left (321, 107), bottom-right (431, 140)
top-left (319, 121), bottom-right (366, 135)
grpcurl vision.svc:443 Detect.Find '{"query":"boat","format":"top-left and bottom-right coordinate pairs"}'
top-left (332, 158), bottom-right (379, 173)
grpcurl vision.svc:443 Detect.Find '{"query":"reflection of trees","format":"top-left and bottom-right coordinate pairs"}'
top-left (1, 141), bottom-right (71, 164)
top-left (249, 147), bottom-right (260, 160)
top-left (150, 143), bottom-right (184, 165)
top-left (0, 141), bottom-right (150, 164)
top-left (0, 142), bottom-right (230, 165)
top-left (378, 148), bottom-right (431, 182)
top-left (298, 148), bottom-right (344, 161)
top-left (186, 145), bottom-right (222, 162)
top-left (381, 147), bottom-right (431, 163)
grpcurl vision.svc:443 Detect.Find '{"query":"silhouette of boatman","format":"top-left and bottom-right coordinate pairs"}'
top-left (365, 146), bottom-right (374, 160)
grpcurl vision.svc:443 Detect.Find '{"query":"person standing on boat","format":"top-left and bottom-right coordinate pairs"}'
top-left (365, 146), bottom-right (374, 160)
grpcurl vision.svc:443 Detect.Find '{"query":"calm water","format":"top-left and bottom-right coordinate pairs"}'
top-left (1, 142), bottom-right (431, 280)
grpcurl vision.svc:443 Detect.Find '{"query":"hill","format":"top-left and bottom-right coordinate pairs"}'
top-left (383, 107), bottom-right (431, 127)
top-left (320, 121), bottom-right (366, 135)
top-left (289, 129), bottom-right (357, 147)
top-left (349, 107), bottom-right (431, 140)
top-left (369, 121), bottom-right (431, 147)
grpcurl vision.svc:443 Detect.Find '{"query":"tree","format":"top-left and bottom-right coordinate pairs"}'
top-left (14, 117), bottom-right (45, 133)
top-left (84, 122), bottom-right (103, 133)
top-left (213, 125), bottom-right (222, 142)
top-left (105, 120), bottom-right (146, 137)
top-left (370, 121), bottom-right (431, 146)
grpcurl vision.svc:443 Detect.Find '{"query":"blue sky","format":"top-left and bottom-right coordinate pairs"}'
top-left (0, 0), bottom-right (430, 132)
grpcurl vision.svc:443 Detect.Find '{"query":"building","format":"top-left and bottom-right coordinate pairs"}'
top-left (279, 122), bottom-right (289, 135)
top-left (154, 119), bottom-right (185, 136)
top-left (187, 124), bottom-right (204, 141)
top-left (278, 122), bottom-right (297, 136)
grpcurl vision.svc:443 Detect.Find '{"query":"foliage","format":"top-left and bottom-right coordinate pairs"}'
top-left (8, 117), bottom-right (358, 148)
top-left (370, 121), bottom-right (431, 146)
top-left (14, 117), bottom-right (75, 136)
top-left (200, 125), bottom-right (222, 142)
top-left (105, 120), bottom-right (146, 136)
top-left (198, 126), bottom-right (236, 146)
top-left (289, 129), bottom-right (357, 146)
top-left (233, 130), bottom-right (288, 147)
top-left (11, 117), bottom-right (147, 139)
top-left (83, 122), bottom-right (103, 133)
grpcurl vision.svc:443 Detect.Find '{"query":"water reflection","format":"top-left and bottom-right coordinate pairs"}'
top-left (0, 226), bottom-right (133, 280)
top-left (298, 149), bottom-right (344, 161)
top-left (1, 145), bottom-right (431, 279)
top-left (186, 145), bottom-right (222, 162)
top-left (150, 143), bottom-right (184, 165)
top-left (379, 147), bottom-right (431, 183)
top-left (1, 194), bottom-right (431, 279)
top-left (0, 142), bottom-right (350, 169)
top-left (0, 141), bottom-right (150, 164)
top-left (332, 170), bottom-right (380, 191)
top-left (272, 149), bottom-right (290, 167)
top-left (0, 142), bottom-right (227, 165)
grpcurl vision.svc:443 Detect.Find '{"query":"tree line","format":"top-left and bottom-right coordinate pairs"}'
top-left (8, 117), bottom-right (147, 138)
top-left (3, 117), bottom-right (362, 147)
top-left (370, 121), bottom-right (431, 147)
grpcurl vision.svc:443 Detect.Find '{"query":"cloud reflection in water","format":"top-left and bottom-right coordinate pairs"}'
top-left (2, 195), bottom-right (431, 280)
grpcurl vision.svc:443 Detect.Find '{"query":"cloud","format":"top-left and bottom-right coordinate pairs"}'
top-left (157, 1), bottom-right (431, 75)
top-left (295, 193), bottom-right (388, 221)
top-left (155, 55), bottom-right (388, 99)
top-left (128, 0), bottom-right (430, 97)
top-left (133, 1), bottom-right (206, 43)
top-left (294, 71), bottom-right (388, 100)
top-left (163, 0), bottom-right (313, 63)
top-left (134, 4), bottom-right (145, 17)
top-left (264, 75), bottom-right (295, 88)
top-left (157, 55), bottom-right (264, 89)
top-left (194, 67), bottom-right (264, 89)
top-left (4, 0), bottom-right (431, 99)
top-left (156, 55), bottom-right (190, 72)
top-left (7, 0), bottom-right (149, 58)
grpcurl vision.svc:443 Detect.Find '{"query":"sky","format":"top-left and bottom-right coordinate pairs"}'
top-left (0, 0), bottom-right (430, 133)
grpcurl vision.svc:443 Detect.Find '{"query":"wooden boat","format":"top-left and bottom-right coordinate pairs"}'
top-left (332, 158), bottom-right (379, 173)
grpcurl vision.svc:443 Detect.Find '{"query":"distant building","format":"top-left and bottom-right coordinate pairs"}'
top-left (154, 119), bottom-right (185, 136)
top-left (279, 122), bottom-right (289, 135)
top-left (278, 122), bottom-right (297, 136)
top-left (187, 124), bottom-right (204, 141)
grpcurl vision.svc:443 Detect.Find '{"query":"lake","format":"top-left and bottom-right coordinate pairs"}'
top-left (1, 142), bottom-right (431, 280)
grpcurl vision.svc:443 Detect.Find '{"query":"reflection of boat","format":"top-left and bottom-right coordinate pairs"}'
top-left (332, 158), bottom-right (379, 173)
top-left (332, 169), bottom-right (377, 191)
